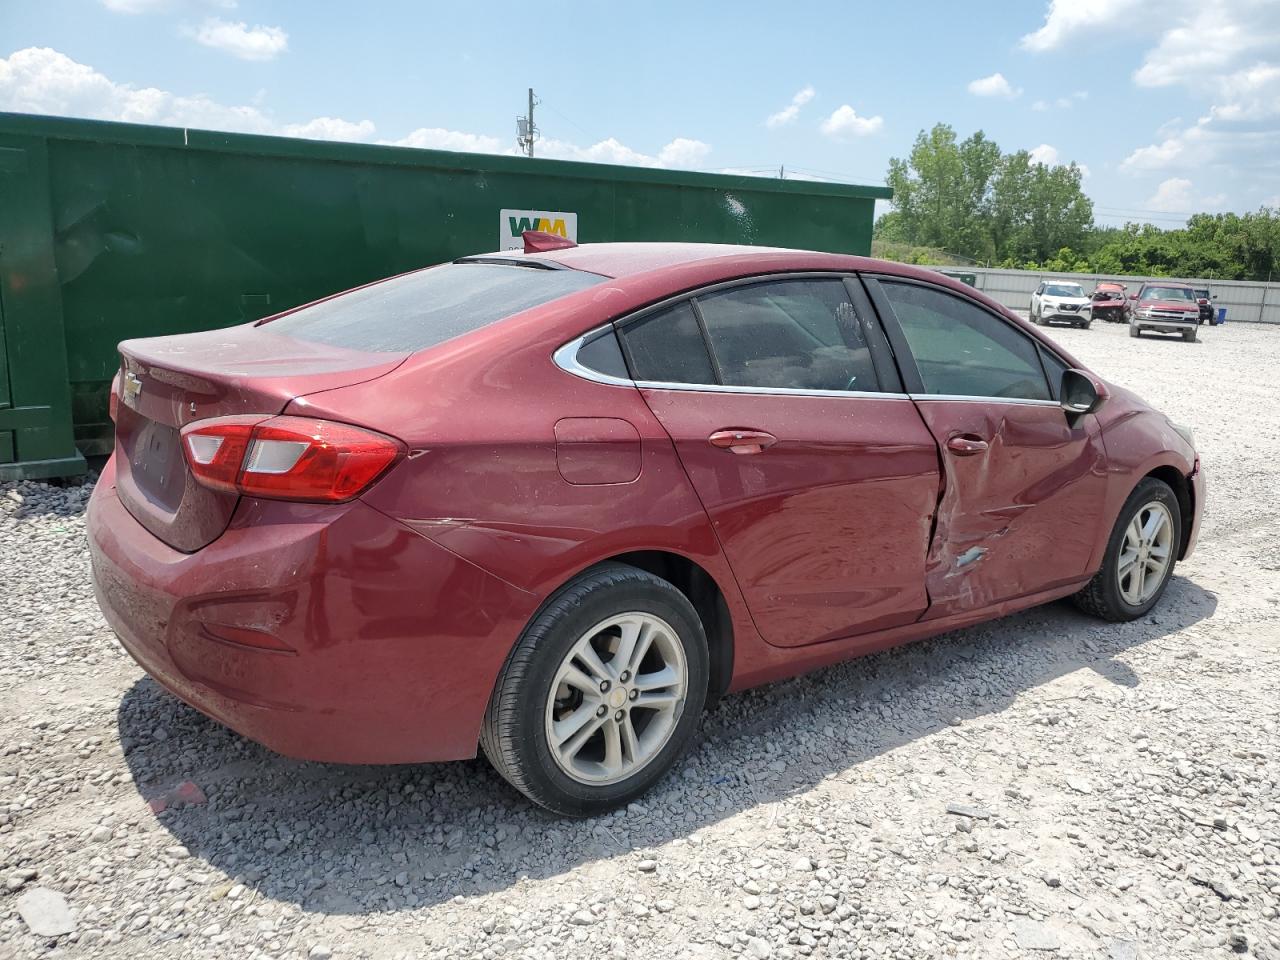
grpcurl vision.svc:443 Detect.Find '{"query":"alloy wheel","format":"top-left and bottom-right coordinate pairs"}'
top-left (544, 612), bottom-right (688, 785)
top-left (1117, 501), bottom-right (1174, 605)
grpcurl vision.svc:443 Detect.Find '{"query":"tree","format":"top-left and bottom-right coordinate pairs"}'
top-left (880, 125), bottom-right (1001, 259)
top-left (878, 124), bottom-right (1092, 265)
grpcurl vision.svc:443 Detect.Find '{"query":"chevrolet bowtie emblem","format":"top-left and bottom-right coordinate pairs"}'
top-left (123, 372), bottom-right (143, 401)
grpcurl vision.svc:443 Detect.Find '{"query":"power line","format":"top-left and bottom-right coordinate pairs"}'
top-left (538, 100), bottom-right (603, 145)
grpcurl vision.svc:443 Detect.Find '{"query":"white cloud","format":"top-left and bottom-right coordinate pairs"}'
top-left (395, 132), bottom-right (712, 169)
top-left (101, 0), bottom-right (238, 11)
top-left (389, 127), bottom-right (505, 153)
top-left (1020, 0), bottom-right (1146, 51)
top-left (1026, 0), bottom-right (1280, 209)
top-left (1144, 177), bottom-right (1226, 214)
top-left (535, 135), bottom-right (713, 169)
top-left (100, 0), bottom-right (171, 11)
top-left (766, 85), bottom-right (815, 128)
top-left (0, 46), bottom-right (353, 136)
top-left (1121, 134), bottom-right (1189, 172)
top-left (281, 116), bottom-right (375, 142)
top-left (1032, 90), bottom-right (1087, 112)
top-left (1026, 143), bottom-right (1089, 177)
top-left (967, 72), bottom-right (1020, 99)
top-left (819, 104), bottom-right (883, 138)
top-left (193, 18), bottom-right (288, 61)
top-left (1029, 143), bottom-right (1060, 166)
top-left (0, 47), bottom-right (714, 172)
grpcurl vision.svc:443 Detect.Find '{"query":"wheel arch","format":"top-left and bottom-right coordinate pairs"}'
top-left (506, 549), bottom-right (736, 708)
top-left (588, 551), bottom-right (735, 705)
top-left (1143, 464), bottom-right (1195, 560)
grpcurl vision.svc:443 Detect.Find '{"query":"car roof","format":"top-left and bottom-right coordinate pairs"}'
top-left (465, 241), bottom-right (1062, 339)
top-left (468, 241), bottom-right (853, 279)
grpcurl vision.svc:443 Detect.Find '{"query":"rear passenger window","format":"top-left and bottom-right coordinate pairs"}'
top-left (880, 281), bottom-right (1052, 401)
top-left (623, 302), bottom-right (716, 384)
top-left (694, 280), bottom-right (879, 392)
top-left (576, 330), bottom-right (629, 379)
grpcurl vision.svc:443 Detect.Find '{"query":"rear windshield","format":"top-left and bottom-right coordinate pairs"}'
top-left (263, 262), bottom-right (604, 352)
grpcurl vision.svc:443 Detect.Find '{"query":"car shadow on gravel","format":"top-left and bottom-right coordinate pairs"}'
top-left (117, 575), bottom-right (1217, 916)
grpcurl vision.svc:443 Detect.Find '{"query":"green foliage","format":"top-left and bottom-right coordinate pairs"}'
top-left (876, 124), bottom-right (1280, 281)
top-left (879, 123), bottom-right (1091, 266)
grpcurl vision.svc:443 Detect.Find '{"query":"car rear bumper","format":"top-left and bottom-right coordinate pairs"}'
top-left (88, 456), bottom-right (536, 764)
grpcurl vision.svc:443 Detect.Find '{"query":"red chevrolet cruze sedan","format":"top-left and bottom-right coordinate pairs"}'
top-left (89, 241), bottom-right (1204, 815)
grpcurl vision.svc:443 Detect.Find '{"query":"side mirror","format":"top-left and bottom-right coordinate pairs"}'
top-left (1128, 294), bottom-right (1139, 301)
top-left (1060, 368), bottom-right (1108, 425)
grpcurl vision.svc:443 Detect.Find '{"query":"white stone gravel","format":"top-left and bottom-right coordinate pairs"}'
top-left (1, 319), bottom-right (1278, 960)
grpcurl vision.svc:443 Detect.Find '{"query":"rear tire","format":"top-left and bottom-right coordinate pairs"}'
top-left (480, 563), bottom-right (709, 817)
top-left (1073, 477), bottom-right (1181, 622)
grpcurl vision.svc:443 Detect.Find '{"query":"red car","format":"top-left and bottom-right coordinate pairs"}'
top-left (89, 240), bottom-right (1204, 816)
top-left (1089, 282), bottom-right (1129, 323)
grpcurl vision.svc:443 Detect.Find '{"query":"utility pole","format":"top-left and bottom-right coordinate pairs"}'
top-left (516, 88), bottom-right (538, 158)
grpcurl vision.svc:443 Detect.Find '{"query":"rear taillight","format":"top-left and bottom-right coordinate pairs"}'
top-left (180, 415), bottom-right (404, 502)
top-left (109, 371), bottom-right (121, 423)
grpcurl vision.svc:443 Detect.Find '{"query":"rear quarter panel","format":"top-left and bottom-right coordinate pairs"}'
top-left (288, 291), bottom-right (765, 674)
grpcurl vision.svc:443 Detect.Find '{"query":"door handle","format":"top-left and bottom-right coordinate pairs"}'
top-left (709, 429), bottom-right (778, 455)
top-left (946, 435), bottom-right (989, 456)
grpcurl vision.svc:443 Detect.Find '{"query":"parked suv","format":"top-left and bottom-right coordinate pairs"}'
top-left (1129, 283), bottom-right (1201, 341)
top-left (1193, 287), bottom-right (1215, 325)
top-left (1031, 280), bottom-right (1092, 328)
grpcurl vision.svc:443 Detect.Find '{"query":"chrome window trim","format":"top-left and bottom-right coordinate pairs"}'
top-left (551, 276), bottom-right (1068, 408)
top-left (909, 393), bottom-right (1060, 407)
top-left (552, 333), bottom-right (909, 399)
top-left (634, 381), bottom-right (910, 400)
top-left (552, 333), bottom-right (636, 388)
top-left (618, 270), bottom-right (867, 328)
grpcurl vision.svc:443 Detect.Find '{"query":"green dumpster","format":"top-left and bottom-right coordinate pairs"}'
top-left (0, 112), bottom-right (892, 480)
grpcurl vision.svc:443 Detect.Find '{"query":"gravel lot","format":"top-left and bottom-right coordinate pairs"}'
top-left (2, 318), bottom-right (1278, 960)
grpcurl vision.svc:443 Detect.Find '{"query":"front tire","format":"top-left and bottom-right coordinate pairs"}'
top-left (1073, 477), bottom-right (1181, 622)
top-left (1129, 325), bottom-right (1140, 338)
top-left (480, 563), bottom-right (709, 816)
top-left (1183, 329), bottom-right (1197, 342)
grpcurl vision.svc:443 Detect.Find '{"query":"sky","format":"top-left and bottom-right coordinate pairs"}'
top-left (2, 0), bottom-right (1278, 228)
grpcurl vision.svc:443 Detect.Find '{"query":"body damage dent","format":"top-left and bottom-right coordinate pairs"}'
top-left (919, 409), bottom-right (1108, 616)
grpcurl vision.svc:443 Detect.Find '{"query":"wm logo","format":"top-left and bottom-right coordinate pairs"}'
top-left (508, 216), bottom-right (568, 237)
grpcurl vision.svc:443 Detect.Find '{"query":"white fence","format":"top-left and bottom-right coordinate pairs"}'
top-left (933, 267), bottom-right (1280, 325)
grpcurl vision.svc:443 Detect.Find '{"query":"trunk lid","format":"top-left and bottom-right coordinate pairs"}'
top-left (113, 323), bottom-right (406, 552)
